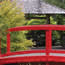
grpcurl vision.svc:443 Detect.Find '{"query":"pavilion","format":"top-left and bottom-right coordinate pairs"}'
top-left (16, 0), bottom-right (65, 14)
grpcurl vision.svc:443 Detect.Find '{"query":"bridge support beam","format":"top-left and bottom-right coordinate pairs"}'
top-left (46, 30), bottom-right (52, 65)
top-left (7, 32), bottom-right (10, 53)
top-left (46, 30), bottom-right (52, 50)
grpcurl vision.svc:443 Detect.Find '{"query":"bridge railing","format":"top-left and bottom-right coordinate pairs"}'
top-left (6, 25), bottom-right (65, 57)
top-left (1, 25), bottom-right (65, 64)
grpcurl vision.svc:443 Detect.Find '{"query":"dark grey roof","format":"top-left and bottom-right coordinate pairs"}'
top-left (16, 0), bottom-right (65, 14)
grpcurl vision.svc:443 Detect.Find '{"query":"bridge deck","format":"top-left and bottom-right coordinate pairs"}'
top-left (1, 49), bottom-right (65, 64)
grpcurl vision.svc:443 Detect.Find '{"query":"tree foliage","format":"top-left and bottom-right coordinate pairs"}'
top-left (26, 14), bottom-right (65, 47)
top-left (44, 0), bottom-right (65, 9)
top-left (0, 0), bottom-right (33, 53)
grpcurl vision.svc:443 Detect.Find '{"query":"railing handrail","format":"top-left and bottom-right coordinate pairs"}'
top-left (8, 25), bottom-right (65, 32)
top-left (6, 25), bottom-right (65, 53)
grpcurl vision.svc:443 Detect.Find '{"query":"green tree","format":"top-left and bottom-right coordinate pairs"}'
top-left (44, 0), bottom-right (65, 9)
top-left (25, 15), bottom-right (47, 47)
top-left (26, 14), bottom-right (65, 48)
top-left (0, 0), bottom-right (33, 53)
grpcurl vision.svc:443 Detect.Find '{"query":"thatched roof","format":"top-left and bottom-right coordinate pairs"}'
top-left (16, 0), bottom-right (65, 14)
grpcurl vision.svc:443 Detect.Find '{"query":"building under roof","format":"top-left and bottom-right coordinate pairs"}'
top-left (16, 0), bottom-right (65, 14)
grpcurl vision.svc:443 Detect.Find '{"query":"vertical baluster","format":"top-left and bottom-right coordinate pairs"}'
top-left (46, 30), bottom-right (52, 65)
top-left (7, 32), bottom-right (10, 53)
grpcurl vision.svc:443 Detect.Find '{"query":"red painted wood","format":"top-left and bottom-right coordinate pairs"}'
top-left (48, 56), bottom-right (65, 63)
top-left (1, 55), bottom-right (65, 64)
top-left (0, 38), bottom-right (1, 55)
top-left (46, 31), bottom-right (49, 62)
top-left (1, 25), bottom-right (65, 64)
top-left (46, 30), bottom-right (52, 65)
top-left (7, 32), bottom-right (10, 53)
top-left (0, 56), bottom-right (47, 64)
top-left (2, 50), bottom-right (46, 57)
top-left (46, 30), bottom-right (52, 51)
top-left (8, 25), bottom-right (65, 32)
top-left (48, 31), bottom-right (52, 50)
top-left (50, 50), bottom-right (65, 54)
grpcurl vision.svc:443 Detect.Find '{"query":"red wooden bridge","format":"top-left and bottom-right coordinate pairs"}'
top-left (1, 25), bottom-right (65, 65)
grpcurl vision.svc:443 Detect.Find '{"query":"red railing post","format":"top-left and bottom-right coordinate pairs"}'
top-left (7, 32), bottom-right (10, 53)
top-left (0, 37), bottom-right (1, 58)
top-left (46, 30), bottom-right (52, 51)
top-left (46, 30), bottom-right (52, 65)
